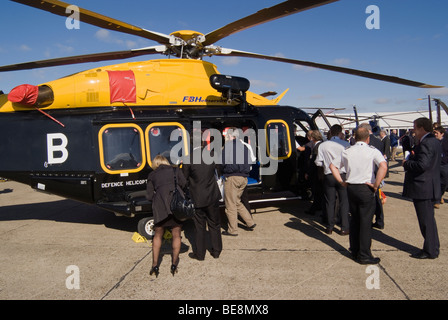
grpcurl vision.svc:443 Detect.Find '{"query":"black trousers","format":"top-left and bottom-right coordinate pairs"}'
top-left (347, 184), bottom-right (376, 260)
top-left (413, 199), bottom-right (440, 258)
top-left (373, 192), bottom-right (384, 228)
top-left (323, 173), bottom-right (349, 231)
top-left (193, 201), bottom-right (222, 259)
top-left (440, 164), bottom-right (448, 195)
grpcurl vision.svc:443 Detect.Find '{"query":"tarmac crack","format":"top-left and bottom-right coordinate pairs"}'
top-left (100, 250), bottom-right (152, 300)
top-left (235, 248), bottom-right (347, 253)
top-left (268, 255), bottom-right (346, 299)
top-left (238, 248), bottom-right (411, 300)
top-left (378, 263), bottom-right (411, 300)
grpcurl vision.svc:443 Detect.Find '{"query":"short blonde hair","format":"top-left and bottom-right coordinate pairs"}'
top-left (152, 155), bottom-right (170, 169)
top-left (310, 130), bottom-right (323, 141)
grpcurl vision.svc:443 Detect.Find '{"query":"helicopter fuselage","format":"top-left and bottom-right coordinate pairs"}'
top-left (0, 101), bottom-right (317, 217)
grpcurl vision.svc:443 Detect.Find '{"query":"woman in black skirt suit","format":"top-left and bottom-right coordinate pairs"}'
top-left (146, 155), bottom-right (187, 276)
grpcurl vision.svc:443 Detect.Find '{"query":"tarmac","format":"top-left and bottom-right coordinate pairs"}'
top-left (0, 161), bottom-right (447, 306)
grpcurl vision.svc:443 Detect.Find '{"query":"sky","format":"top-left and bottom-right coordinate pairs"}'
top-left (0, 0), bottom-right (447, 114)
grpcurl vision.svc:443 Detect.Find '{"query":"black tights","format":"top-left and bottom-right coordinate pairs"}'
top-left (152, 226), bottom-right (182, 267)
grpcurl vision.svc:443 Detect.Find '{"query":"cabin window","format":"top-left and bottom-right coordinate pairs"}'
top-left (265, 120), bottom-right (291, 159)
top-left (98, 124), bottom-right (146, 174)
top-left (145, 122), bottom-right (189, 168)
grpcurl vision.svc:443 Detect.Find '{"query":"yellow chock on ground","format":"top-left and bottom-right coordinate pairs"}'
top-left (132, 232), bottom-right (147, 243)
top-left (163, 229), bottom-right (172, 240)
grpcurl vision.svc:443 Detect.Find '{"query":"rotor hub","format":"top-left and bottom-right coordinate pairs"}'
top-left (166, 30), bottom-right (207, 59)
top-left (169, 30), bottom-right (205, 42)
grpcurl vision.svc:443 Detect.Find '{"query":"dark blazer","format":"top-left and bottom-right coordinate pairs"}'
top-left (221, 139), bottom-right (252, 177)
top-left (182, 161), bottom-right (221, 208)
top-left (382, 135), bottom-right (391, 159)
top-left (403, 133), bottom-right (441, 200)
top-left (440, 136), bottom-right (448, 165)
top-left (146, 165), bottom-right (187, 224)
top-left (369, 134), bottom-right (384, 152)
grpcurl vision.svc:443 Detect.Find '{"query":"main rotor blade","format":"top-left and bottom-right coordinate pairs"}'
top-left (216, 48), bottom-right (443, 88)
top-left (11, 0), bottom-right (171, 45)
top-left (0, 46), bottom-right (164, 72)
top-left (203, 0), bottom-right (338, 46)
top-left (323, 114), bottom-right (361, 122)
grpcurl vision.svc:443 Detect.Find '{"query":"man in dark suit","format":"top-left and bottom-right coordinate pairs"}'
top-left (380, 130), bottom-right (391, 178)
top-left (183, 145), bottom-right (223, 260)
top-left (402, 117), bottom-right (441, 259)
top-left (433, 125), bottom-right (448, 208)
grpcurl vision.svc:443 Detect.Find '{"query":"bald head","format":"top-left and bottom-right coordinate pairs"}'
top-left (355, 126), bottom-right (370, 142)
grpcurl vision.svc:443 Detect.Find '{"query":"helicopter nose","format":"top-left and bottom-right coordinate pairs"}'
top-left (8, 84), bottom-right (39, 106)
top-left (8, 84), bottom-right (54, 107)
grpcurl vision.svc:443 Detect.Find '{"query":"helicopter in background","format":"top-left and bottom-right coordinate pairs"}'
top-left (0, 0), bottom-right (442, 238)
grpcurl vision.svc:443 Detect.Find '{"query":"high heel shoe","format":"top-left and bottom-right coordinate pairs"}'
top-left (150, 266), bottom-right (159, 277)
top-left (170, 264), bottom-right (178, 276)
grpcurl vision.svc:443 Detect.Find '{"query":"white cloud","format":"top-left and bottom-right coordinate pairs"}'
top-left (95, 29), bottom-right (110, 41)
top-left (274, 52), bottom-right (286, 58)
top-left (126, 40), bottom-right (137, 48)
top-left (374, 98), bottom-right (391, 104)
top-left (31, 69), bottom-right (49, 80)
top-left (19, 44), bottom-right (31, 51)
top-left (332, 58), bottom-right (350, 66)
top-left (94, 29), bottom-right (135, 49)
top-left (44, 48), bottom-right (52, 58)
top-left (250, 79), bottom-right (277, 88)
top-left (221, 56), bottom-right (241, 66)
top-left (309, 94), bottom-right (324, 100)
top-left (55, 43), bottom-right (74, 54)
top-left (428, 87), bottom-right (448, 97)
top-left (292, 64), bottom-right (316, 72)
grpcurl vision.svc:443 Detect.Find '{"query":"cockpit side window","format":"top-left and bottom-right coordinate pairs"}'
top-left (265, 120), bottom-right (291, 159)
top-left (98, 124), bottom-right (146, 174)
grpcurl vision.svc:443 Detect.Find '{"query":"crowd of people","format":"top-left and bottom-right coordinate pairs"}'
top-left (145, 127), bottom-right (255, 277)
top-left (145, 119), bottom-right (444, 276)
top-left (304, 118), bottom-right (443, 263)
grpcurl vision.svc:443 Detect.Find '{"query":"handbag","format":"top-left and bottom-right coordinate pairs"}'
top-left (170, 167), bottom-right (195, 221)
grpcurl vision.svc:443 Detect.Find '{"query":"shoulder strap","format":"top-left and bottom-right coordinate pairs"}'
top-left (172, 167), bottom-right (177, 188)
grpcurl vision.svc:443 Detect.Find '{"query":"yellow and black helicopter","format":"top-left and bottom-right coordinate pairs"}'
top-left (0, 0), bottom-right (442, 238)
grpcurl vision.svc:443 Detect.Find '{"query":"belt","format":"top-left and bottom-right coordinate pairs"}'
top-left (325, 172), bottom-right (346, 176)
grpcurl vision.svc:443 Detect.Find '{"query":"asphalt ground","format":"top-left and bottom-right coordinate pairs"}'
top-left (0, 161), bottom-right (447, 311)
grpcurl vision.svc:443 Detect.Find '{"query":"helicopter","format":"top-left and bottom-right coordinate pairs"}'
top-left (0, 0), bottom-right (443, 239)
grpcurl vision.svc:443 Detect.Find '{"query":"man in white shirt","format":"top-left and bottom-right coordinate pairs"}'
top-left (315, 124), bottom-right (350, 235)
top-left (330, 126), bottom-right (387, 265)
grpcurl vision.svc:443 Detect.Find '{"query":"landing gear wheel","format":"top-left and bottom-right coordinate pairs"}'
top-left (304, 188), bottom-right (313, 200)
top-left (137, 217), bottom-right (155, 240)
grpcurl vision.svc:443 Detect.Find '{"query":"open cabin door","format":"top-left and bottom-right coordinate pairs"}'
top-left (311, 109), bottom-right (332, 137)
